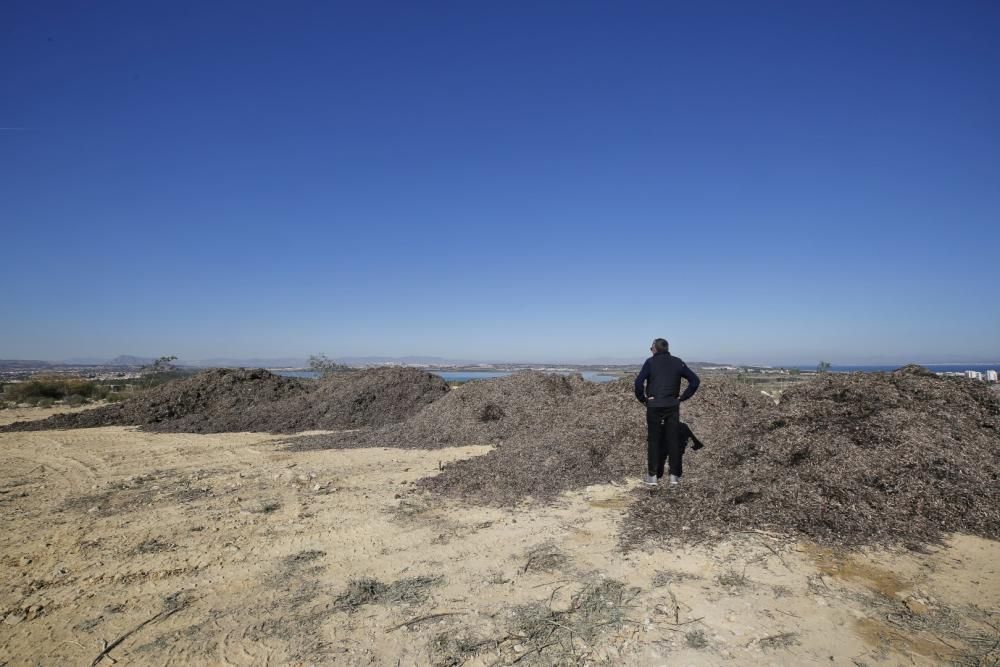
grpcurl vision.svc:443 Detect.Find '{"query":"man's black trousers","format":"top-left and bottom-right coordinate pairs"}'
top-left (646, 405), bottom-right (682, 478)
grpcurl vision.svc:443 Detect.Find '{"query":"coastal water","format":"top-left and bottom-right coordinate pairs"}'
top-left (437, 371), bottom-right (619, 383)
top-left (277, 365), bottom-right (999, 381)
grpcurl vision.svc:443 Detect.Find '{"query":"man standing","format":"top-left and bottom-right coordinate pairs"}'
top-left (634, 338), bottom-right (701, 487)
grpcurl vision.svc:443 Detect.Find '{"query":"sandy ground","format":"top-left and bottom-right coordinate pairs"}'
top-left (1, 407), bottom-right (998, 666)
top-left (0, 402), bottom-right (109, 428)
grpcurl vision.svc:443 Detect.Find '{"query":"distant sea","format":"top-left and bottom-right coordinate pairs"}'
top-left (437, 371), bottom-right (619, 383)
top-left (276, 370), bottom-right (619, 383)
top-left (276, 365), bottom-right (998, 381)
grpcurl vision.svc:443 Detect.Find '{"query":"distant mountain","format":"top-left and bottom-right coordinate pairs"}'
top-left (59, 355), bottom-right (154, 366)
top-left (0, 359), bottom-right (52, 369)
top-left (108, 355), bottom-right (155, 366)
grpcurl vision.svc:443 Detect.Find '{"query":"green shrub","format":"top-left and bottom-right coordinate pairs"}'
top-left (66, 394), bottom-right (88, 406)
top-left (36, 397), bottom-right (55, 408)
top-left (4, 377), bottom-right (101, 402)
top-left (134, 370), bottom-right (191, 389)
top-left (3, 377), bottom-right (103, 404)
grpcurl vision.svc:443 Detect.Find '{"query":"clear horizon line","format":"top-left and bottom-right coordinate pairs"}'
top-left (6, 355), bottom-right (1000, 367)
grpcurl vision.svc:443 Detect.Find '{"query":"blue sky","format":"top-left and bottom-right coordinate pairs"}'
top-left (2, 1), bottom-right (998, 365)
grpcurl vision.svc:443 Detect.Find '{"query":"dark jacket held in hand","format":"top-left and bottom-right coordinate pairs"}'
top-left (679, 422), bottom-right (704, 451)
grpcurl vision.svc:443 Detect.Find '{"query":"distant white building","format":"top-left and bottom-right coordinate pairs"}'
top-left (987, 370), bottom-right (998, 383)
top-left (965, 370), bottom-right (984, 381)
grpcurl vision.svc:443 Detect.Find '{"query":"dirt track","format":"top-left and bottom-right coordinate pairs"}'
top-left (1, 408), bottom-right (998, 665)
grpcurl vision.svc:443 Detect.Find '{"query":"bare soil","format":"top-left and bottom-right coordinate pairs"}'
top-left (1, 409), bottom-right (997, 666)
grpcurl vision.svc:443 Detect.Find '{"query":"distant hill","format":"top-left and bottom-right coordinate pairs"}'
top-left (59, 355), bottom-right (154, 366)
top-left (0, 359), bottom-right (52, 369)
top-left (108, 355), bottom-right (155, 366)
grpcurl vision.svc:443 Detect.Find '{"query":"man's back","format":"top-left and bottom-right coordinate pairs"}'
top-left (635, 338), bottom-right (701, 486)
top-left (635, 352), bottom-right (700, 408)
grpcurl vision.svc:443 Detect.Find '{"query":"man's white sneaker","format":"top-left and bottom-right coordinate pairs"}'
top-left (669, 475), bottom-right (680, 486)
top-left (643, 474), bottom-right (658, 487)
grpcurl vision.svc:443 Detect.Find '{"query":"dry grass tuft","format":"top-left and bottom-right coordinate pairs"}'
top-left (653, 569), bottom-right (701, 586)
top-left (716, 568), bottom-right (750, 589)
top-left (335, 575), bottom-right (443, 610)
top-left (430, 630), bottom-right (497, 666)
top-left (685, 629), bottom-right (709, 649)
top-left (757, 631), bottom-right (800, 649)
top-left (522, 543), bottom-right (569, 574)
top-left (504, 577), bottom-right (638, 664)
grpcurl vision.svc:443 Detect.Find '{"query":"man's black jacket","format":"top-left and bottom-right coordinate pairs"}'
top-left (634, 352), bottom-right (700, 407)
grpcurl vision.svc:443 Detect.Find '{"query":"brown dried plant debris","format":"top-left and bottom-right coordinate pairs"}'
top-left (1, 367), bottom-right (448, 434)
top-left (293, 366), bottom-right (998, 548)
top-left (623, 367), bottom-right (1000, 548)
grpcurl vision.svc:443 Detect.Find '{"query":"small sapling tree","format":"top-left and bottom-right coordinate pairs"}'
top-left (308, 353), bottom-right (350, 377)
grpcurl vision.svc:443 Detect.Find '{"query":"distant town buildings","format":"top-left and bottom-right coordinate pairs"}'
top-left (941, 369), bottom-right (998, 383)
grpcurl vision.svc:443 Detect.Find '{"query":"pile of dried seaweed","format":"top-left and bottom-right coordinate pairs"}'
top-left (622, 366), bottom-right (1000, 547)
top-left (290, 364), bottom-right (999, 546)
top-left (0, 367), bottom-right (448, 434)
top-left (286, 371), bottom-right (604, 451)
top-left (286, 371), bottom-right (766, 504)
top-left (253, 367), bottom-right (450, 432)
top-left (417, 375), bottom-right (771, 504)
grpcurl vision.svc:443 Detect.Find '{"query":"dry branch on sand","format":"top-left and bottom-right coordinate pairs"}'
top-left (334, 575), bottom-right (444, 611)
top-left (444, 577), bottom-right (639, 666)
